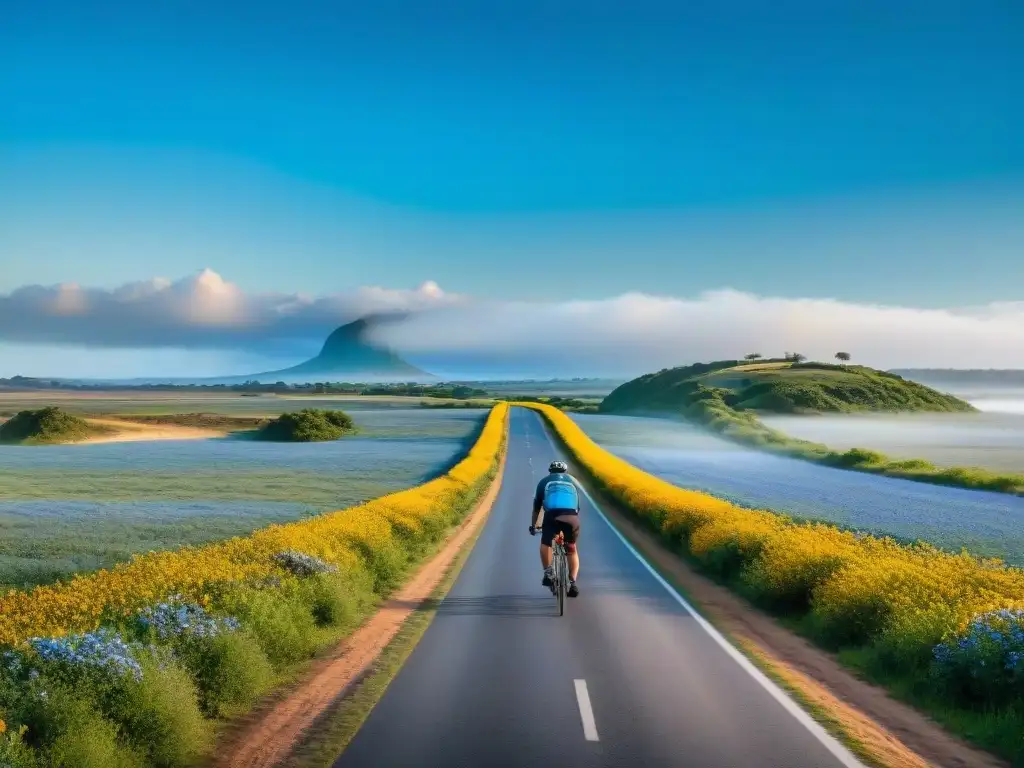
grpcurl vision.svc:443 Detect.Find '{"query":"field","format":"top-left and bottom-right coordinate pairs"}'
top-left (573, 412), bottom-right (1024, 564)
top-left (0, 393), bottom-right (486, 589)
top-left (761, 409), bottom-right (1024, 473)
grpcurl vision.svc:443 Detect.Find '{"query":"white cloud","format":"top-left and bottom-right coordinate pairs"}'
top-left (4, 270), bottom-right (1024, 378)
top-left (0, 270), bottom-right (461, 352)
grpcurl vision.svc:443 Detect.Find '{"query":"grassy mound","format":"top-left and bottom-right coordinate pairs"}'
top-left (256, 409), bottom-right (355, 442)
top-left (602, 360), bottom-right (973, 416)
top-left (0, 407), bottom-right (109, 445)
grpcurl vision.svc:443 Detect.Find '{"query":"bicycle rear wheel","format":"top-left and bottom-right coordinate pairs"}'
top-left (556, 547), bottom-right (567, 616)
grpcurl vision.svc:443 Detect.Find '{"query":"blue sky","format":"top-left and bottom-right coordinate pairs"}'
top-left (1, 0), bottom-right (1023, 376)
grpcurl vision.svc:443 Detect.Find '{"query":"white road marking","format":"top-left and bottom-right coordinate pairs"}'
top-left (518, 410), bottom-right (866, 768)
top-left (574, 679), bottom-right (599, 741)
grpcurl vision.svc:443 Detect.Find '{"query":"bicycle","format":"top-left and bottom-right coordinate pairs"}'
top-left (550, 530), bottom-right (570, 616)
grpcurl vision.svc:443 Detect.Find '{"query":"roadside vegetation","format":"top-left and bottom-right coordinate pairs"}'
top-left (0, 407), bottom-right (112, 445)
top-left (256, 409), bottom-right (355, 442)
top-left (0, 404), bottom-right (507, 766)
top-left (525, 402), bottom-right (1024, 763)
top-left (601, 360), bottom-right (1024, 495)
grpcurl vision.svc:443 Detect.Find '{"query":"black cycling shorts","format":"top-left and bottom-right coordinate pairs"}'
top-left (541, 511), bottom-right (580, 551)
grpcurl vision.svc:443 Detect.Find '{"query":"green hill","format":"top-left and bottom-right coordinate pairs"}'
top-left (597, 361), bottom-right (1024, 495)
top-left (0, 407), bottom-right (111, 444)
top-left (601, 360), bottom-right (973, 416)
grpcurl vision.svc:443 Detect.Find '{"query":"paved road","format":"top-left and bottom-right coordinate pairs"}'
top-left (334, 408), bottom-right (863, 768)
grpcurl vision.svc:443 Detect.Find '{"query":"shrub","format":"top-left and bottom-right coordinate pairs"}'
top-left (18, 685), bottom-right (142, 768)
top-left (932, 608), bottom-right (1024, 705)
top-left (257, 409), bottom-right (354, 442)
top-left (176, 630), bottom-right (273, 717)
top-left (294, 571), bottom-right (374, 630)
top-left (107, 654), bottom-right (211, 767)
top-left (0, 407), bottom-right (97, 444)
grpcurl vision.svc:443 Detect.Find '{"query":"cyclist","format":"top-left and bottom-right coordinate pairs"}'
top-left (529, 460), bottom-right (582, 597)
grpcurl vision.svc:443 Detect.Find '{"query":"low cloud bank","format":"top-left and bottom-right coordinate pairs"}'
top-left (0, 269), bottom-right (458, 352)
top-left (370, 290), bottom-right (1024, 376)
top-left (3, 270), bottom-right (1024, 378)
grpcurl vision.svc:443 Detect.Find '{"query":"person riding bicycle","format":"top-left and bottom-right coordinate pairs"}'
top-left (529, 460), bottom-right (582, 597)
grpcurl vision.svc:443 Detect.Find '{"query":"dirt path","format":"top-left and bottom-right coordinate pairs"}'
top-left (593, 490), bottom-right (1007, 768)
top-left (78, 417), bottom-right (224, 443)
top-left (215, 452), bottom-right (506, 768)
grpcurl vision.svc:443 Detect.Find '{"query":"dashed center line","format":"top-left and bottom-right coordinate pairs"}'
top-left (574, 679), bottom-right (599, 742)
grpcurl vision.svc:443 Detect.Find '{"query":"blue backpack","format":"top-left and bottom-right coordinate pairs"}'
top-left (543, 478), bottom-right (579, 512)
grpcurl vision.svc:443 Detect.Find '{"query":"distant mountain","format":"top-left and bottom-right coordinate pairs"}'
top-left (249, 315), bottom-right (433, 382)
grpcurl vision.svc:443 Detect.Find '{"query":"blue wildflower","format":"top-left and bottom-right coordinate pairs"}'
top-left (137, 596), bottom-right (240, 642)
top-left (28, 628), bottom-right (143, 682)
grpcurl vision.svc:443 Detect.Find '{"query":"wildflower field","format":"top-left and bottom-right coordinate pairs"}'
top-left (521, 402), bottom-right (1024, 762)
top-left (0, 403), bottom-right (507, 767)
top-left (0, 407), bottom-right (486, 589)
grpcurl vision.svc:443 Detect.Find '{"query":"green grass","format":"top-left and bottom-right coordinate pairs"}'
top-left (0, 407), bottom-right (112, 445)
top-left (601, 361), bottom-right (1024, 495)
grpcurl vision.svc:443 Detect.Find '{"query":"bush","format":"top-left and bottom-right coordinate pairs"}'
top-left (219, 581), bottom-right (320, 668)
top-left (932, 608), bottom-right (1024, 705)
top-left (108, 654), bottom-right (211, 767)
top-left (174, 631), bottom-right (272, 718)
top-left (18, 685), bottom-right (142, 768)
top-left (294, 571), bottom-right (374, 630)
top-left (0, 407), bottom-right (97, 444)
top-left (257, 409), bottom-right (354, 442)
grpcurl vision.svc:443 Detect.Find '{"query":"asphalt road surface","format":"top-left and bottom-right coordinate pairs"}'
top-left (334, 407), bottom-right (864, 768)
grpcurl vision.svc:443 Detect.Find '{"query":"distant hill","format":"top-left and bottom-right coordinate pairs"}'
top-left (891, 369), bottom-right (1024, 388)
top-left (249, 315), bottom-right (432, 382)
top-left (601, 360), bottom-right (974, 416)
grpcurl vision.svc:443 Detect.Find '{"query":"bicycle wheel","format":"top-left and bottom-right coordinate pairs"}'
top-left (556, 547), bottom-right (567, 616)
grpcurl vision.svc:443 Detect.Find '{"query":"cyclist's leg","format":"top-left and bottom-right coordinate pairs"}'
top-left (555, 514), bottom-right (581, 585)
top-left (539, 515), bottom-right (557, 586)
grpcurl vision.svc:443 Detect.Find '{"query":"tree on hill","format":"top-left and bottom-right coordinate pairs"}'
top-left (785, 352), bottom-right (807, 363)
top-left (744, 353), bottom-right (763, 362)
top-left (835, 352), bottom-right (851, 363)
